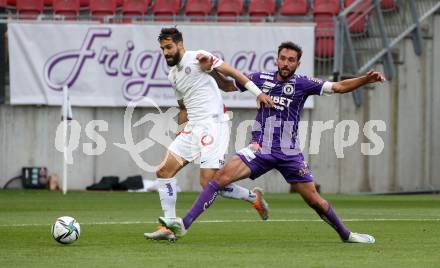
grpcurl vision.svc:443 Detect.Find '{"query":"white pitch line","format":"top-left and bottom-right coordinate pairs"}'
top-left (1, 218), bottom-right (440, 227)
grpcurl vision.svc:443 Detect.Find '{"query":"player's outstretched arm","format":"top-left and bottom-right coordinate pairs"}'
top-left (215, 63), bottom-right (274, 108)
top-left (332, 70), bottom-right (385, 94)
top-left (209, 70), bottom-right (238, 92)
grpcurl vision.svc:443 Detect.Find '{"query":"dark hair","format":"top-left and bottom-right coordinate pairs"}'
top-left (158, 27), bottom-right (183, 43)
top-left (278, 42), bottom-right (303, 61)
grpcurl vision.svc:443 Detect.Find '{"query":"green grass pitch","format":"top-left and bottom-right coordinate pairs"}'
top-left (1, 190), bottom-right (440, 268)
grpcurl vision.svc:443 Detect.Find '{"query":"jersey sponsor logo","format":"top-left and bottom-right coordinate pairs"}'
top-left (282, 84), bottom-right (295, 95)
top-left (261, 71), bottom-right (274, 76)
top-left (298, 166), bottom-right (310, 177)
top-left (261, 81), bottom-right (276, 93)
top-left (201, 135), bottom-right (214, 146)
top-left (260, 74), bottom-right (274, 80)
top-left (263, 81), bottom-right (276, 88)
top-left (185, 66), bottom-right (191, 74)
top-left (270, 95), bottom-right (293, 111)
top-left (308, 77), bottom-right (323, 84)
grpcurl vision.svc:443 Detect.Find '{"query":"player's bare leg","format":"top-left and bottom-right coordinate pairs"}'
top-left (144, 151), bottom-right (188, 241)
top-left (293, 182), bottom-right (375, 243)
top-left (159, 156), bottom-right (255, 237)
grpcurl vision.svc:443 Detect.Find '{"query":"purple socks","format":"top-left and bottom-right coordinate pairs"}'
top-left (316, 204), bottom-right (350, 240)
top-left (183, 180), bottom-right (221, 229)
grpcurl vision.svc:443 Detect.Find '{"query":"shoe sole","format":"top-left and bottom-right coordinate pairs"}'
top-left (144, 233), bottom-right (177, 242)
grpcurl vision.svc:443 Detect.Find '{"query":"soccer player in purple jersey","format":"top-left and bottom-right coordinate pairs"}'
top-left (159, 41), bottom-right (385, 243)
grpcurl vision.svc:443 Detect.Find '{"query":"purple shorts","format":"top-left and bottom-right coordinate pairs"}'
top-left (236, 148), bottom-right (314, 184)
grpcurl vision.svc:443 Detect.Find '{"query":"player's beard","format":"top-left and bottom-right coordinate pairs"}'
top-left (278, 67), bottom-right (296, 81)
top-left (165, 51), bottom-right (181, 67)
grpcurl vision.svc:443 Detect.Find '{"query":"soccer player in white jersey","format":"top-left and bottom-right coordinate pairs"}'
top-left (144, 27), bottom-right (274, 241)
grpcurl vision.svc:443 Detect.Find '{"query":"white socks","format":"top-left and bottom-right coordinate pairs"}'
top-left (219, 183), bottom-right (257, 203)
top-left (157, 178), bottom-right (177, 218)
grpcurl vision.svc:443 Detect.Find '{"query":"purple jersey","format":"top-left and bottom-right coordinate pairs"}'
top-left (238, 71), bottom-right (326, 155)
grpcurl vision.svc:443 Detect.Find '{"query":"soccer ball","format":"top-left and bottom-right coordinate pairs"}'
top-left (51, 216), bottom-right (81, 244)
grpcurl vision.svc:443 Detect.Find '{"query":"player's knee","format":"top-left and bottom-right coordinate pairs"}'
top-left (213, 170), bottom-right (231, 187)
top-left (156, 167), bottom-right (173, 179)
top-left (199, 180), bottom-right (209, 188)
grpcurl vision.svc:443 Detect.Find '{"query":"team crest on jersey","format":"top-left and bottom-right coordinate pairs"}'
top-left (185, 66), bottom-right (191, 74)
top-left (282, 84), bottom-right (295, 95)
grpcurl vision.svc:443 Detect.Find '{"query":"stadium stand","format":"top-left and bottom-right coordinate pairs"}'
top-left (279, 0), bottom-right (308, 17)
top-left (122, 0), bottom-right (151, 20)
top-left (216, 0), bottom-right (244, 21)
top-left (185, 0), bottom-right (212, 22)
top-left (89, 0), bottom-right (117, 19)
top-left (314, 19), bottom-right (335, 58)
top-left (313, 0), bottom-right (340, 16)
top-left (16, 0), bottom-right (44, 19)
top-left (248, 0), bottom-right (276, 22)
top-left (53, 0), bottom-right (80, 18)
top-left (152, 0), bottom-right (181, 21)
top-left (344, 0), bottom-right (371, 34)
top-left (380, 0), bottom-right (396, 10)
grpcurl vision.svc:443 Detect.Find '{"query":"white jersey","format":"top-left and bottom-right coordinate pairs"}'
top-left (168, 50), bottom-right (228, 122)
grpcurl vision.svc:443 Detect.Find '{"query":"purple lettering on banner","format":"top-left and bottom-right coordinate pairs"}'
top-left (122, 78), bottom-right (170, 101)
top-left (98, 47), bottom-right (119, 76)
top-left (135, 50), bottom-right (160, 77)
top-left (259, 51), bottom-right (277, 72)
top-left (42, 28), bottom-right (279, 102)
top-left (44, 28), bottom-right (112, 91)
top-left (231, 51), bottom-right (256, 73)
top-left (120, 41), bottom-right (134, 76)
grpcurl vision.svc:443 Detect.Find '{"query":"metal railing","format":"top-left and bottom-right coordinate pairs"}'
top-left (334, 0), bottom-right (440, 105)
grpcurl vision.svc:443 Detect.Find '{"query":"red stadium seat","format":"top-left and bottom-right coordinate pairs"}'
top-left (53, 0), bottom-right (80, 17)
top-left (16, 0), bottom-right (44, 19)
top-left (0, 0), bottom-right (7, 7)
top-left (313, 0), bottom-right (340, 16)
top-left (89, 0), bottom-right (116, 18)
top-left (80, 0), bottom-right (88, 6)
top-left (315, 19), bottom-right (335, 58)
top-left (380, 0), bottom-right (396, 10)
top-left (7, 0), bottom-right (16, 5)
top-left (116, 0), bottom-right (122, 6)
top-left (43, 0), bottom-right (50, 5)
top-left (217, 0), bottom-right (243, 21)
top-left (152, 0), bottom-right (181, 21)
top-left (122, 0), bottom-right (150, 21)
top-left (344, 0), bottom-right (371, 34)
top-left (248, 0), bottom-right (276, 22)
top-left (185, 0), bottom-right (211, 21)
top-left (280, 0), bottom-right (308, 16)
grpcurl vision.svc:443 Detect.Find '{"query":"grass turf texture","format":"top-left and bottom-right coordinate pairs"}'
top-left (1, 190), bottom-right (439, 268)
